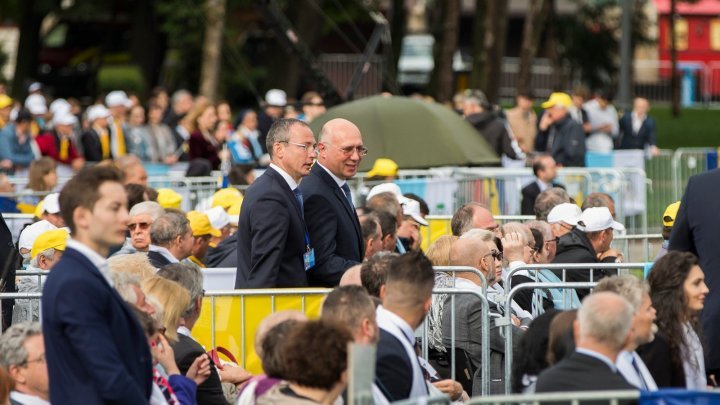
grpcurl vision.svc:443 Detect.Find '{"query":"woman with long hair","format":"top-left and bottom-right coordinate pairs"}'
top-left (185, 100), bottom-right (223, 170)
top-left (637, 251), bottom-right (710, 389)
top-left (21, 157), bottom-right (57, 206)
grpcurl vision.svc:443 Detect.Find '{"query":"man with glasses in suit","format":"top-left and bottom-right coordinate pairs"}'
top-left (300, 118), bottom-right (366, 287)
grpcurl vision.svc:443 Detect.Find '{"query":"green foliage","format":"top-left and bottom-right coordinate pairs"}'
top-left (653, 106), bottom-right (720, 149)
top-left (558, 0), bottom-right (654, 91)
top-left (97, 64), bottom-right (145, 95)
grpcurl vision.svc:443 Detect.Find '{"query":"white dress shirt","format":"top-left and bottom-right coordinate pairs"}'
top-left (148, 245), bottom-right (179, 265)
top-left (269, 163), bottom-right (298, 190)
top-left (616, 350), bottom-right (658, 391)
top-left (10, 391), bottom-right (50, 405)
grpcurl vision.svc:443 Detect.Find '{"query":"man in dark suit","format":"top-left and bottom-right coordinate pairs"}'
top-left (80, 105), bottom-right (114, 162)
top-left (375, 251), bottom-right (465, 402)
top-left (618, 97), bottom-right (658, 154)
top-left (42, 166), bottom-right (152, 404)
top-left (236, 118), bottom-right (317, 288)
top-left (670, 168), bottom-right (720, 376)
top-left (147, 211), bottom-right (194, 268)
top-left (301, 118), bottom-right (365, 287)
top-left (521, 154), bottom-right (564, 215)
top-left (0, 210), bottom-right (19, 331)
top-left (536, 292), bottom-right (637, 395)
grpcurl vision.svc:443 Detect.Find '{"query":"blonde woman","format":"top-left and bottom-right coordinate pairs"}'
top-left (141, 276), bottom-right (190, 342)
top-left (426, 235), bottom-right (459, 356)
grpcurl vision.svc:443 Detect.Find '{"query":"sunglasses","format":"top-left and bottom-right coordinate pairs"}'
top-left (485, 249), bottom-right (503, 261)
top-left (128, 222), bottom-right (151, 231)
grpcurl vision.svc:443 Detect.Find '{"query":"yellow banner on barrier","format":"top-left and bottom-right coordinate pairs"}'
top-left (191, 291), bottom-right (328, 375)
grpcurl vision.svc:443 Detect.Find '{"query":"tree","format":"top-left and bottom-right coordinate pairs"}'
top-left (199, 0), bottom-right (226, 101)
top-left (670, 0), bottom-right (679, 117)
top-left (517, 0), bottom-right (547, 97)
top-left (469, 0), bottom-right (485, 90)
top-left (387, 0), bottom-right (405, 91)
top-left (481, 1), bottom-right (509, 103)
top-left (428, 0), bottom-right (460, 102)
top-left (11, 0), bottom-right (58, 99)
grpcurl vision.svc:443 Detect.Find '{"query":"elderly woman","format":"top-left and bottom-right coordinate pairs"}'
top-left (638, 251), bottom-right (712, 389)
top-left (114, 201), bottom-right (165, 255)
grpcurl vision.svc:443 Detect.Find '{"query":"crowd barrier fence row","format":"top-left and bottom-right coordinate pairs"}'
top-left (466, 389), bottom-right (639, 405)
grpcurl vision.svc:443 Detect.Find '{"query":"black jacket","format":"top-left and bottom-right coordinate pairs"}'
top-left (520, 181), bottom-right (565, 216)
top-left (170, 333), bottom-right (228, 405)
top-left (537, 115), bottom-right (586, 167)
top-left (205, 234), bottom-right (237, 268)
top-left (551, 228), bottom-right (617, 299)
top-left (466, 111), bottom-right (518, 161)
top-left (636, 333), bottom-right (686, 388)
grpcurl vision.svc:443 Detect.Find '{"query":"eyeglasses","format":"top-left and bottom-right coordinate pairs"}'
top-left (128, 222), bottom-right (151, 231)
top-left (321, 142), bottom-right (368, 157)
top-left (307, 101), bottom-right (325, 107)
top-left (23, 354), bottom-right (46, 366)
top-left (484, 249), bottom-right (503, 261)
top-left (544, 237), bottom-right (560, 246)
top-left (280, 141), bottom-right (316, 152)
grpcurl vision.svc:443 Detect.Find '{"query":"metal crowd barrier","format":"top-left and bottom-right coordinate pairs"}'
top-left (502, 263), bottom-right (648, 394)
top-left (2, 213), bottom-right (35, 241)
top-left (612, 233), bottom-right (663, 263)
top-left (466, 389), bottom-right (639, 404)
top-left (391, 395), bottom-right (452, 404)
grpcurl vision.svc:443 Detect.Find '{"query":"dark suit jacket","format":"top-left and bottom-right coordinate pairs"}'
top-left (670, 168), bottom-right (720, 371)
top-left (636, 333), bottom-right (686, 388)
top-left (236, 166), bottom-right (308, 288)
top-left (521, 181), bottom-right (565, 216)
top-left (170, 333), bottom-right (228, 405)
top-left (147, 250), bottom-right (173, 268)
top-left (81, 128), bottom-right (112, 162)
top-left (42, 247), bottom-right (152, 404)
top-left (618, 113), bottom-right (656, 150)
top-left (300, 164), bottom-right (363, 287)
top-left (0, 213), bottom-right (19, 330)
top-left (375, 328), bottom-right (415, 402)
top-left (536, 352), bottom-right (636, 394)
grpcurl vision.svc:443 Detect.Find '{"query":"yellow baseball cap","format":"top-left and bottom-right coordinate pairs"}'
top-left (663, 201), bottom-right (681, 227)
top-left (367, 158), bottom-right (399, 178)
top-left (227, 199), bottom-right (241, 226)
top-left (541, 92), bottom-right (573, 109)
top-left (187, 210), bottom-right (221, 237)
top-left (33, 200), bottom-right (45, 218)
top-left (157, 188), bottom-right (182, 209)
top-left (31, 229), bottom-right (69, 259)
top-left (0, 95), bottom-right (13, 109)
top-left (211, 188), bottom-right (242, 211)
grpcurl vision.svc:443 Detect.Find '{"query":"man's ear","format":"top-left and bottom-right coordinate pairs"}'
top-left (379, 284), bottom-right (386, 302)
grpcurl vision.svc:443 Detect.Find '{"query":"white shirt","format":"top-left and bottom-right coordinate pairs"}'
top-left (269, 163), bottom-right (298, 190)
top-left (376, 305), bottom-right (427, 399)
top-left (10, 391), bottom-right (50, 405)
top-left (576, 348), bottom-right (617, 372)
top-left (616, 350), bottom-right (658, 391)
top-left (66, 239), bottom-right (113, 287)
top-left (148, 245), bottom-right (179, 265)
top-left (631, 112), bottom-right (645, 135)
top-left (177, 325), bottom-right (192, 338)
top-left (583, 99), bottom-right (619, 137)
top-left (316, 161), bottom-right (346, 188)
top-left (682, 322), bottom-right (707, 390)
top-left (536, 179), bottom-right (551, 193)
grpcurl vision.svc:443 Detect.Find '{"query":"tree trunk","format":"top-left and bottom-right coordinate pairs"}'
top-left (544, 0), bottom-right (563, 90)
top-left (199, 0), bottom-right (226, 102)
top-left (429, 0), bottom-right (460, 102)
top-left (130, 0), bottom-right (165, 98)
top-left (482, 0), bottom-right (509, 103)
top-left (670, 0), bottom-right (680, 117)
top-left (12, 0), bottom-right (46, 99)
top-left (387, 0), bottom-right (406, 91)
top-left (469, 0), bottom-right (486, 89)
top-left (517, 0), bottom-right (547, 97)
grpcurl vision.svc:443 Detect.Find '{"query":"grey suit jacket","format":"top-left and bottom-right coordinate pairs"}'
top-left (441, 292), bottom-right (522, 395)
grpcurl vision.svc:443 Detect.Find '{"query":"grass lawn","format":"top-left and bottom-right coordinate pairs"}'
top-left (640, 106), bottom-right (718, 150)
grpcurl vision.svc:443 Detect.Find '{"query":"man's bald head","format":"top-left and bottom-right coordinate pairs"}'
top-left (449, 237), bottom-right (489, 268)
top-left (451, 203), bottom-right (498, 236)
top-left (319, 118), bottom-right (360, 143)
top-left (317, 118), bottom-right (364, 180)
top-left (254, 310), bottom-right (308, 357)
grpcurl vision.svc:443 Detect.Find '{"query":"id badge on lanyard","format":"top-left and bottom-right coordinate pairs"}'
top-left (303, 232), bottom-right (315, 271)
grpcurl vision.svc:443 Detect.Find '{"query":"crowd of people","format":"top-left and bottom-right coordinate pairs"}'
top-left (0, 81), bottom-right (712, 405)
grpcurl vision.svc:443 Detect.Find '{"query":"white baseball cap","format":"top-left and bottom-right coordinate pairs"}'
top-left (105, 90), bottom-right (132, 108)
top-left (52, 110), bottom-right (78, 126)
top-left (42, 193), bottom-right (61, 215)
top-left (28, 82), bottom-right (43, 93)
top-left (24, 94), bottom-right (47, 115)
top-left (366, 182), bottom-right (403, 202)
top-left (49, 98), bottom-right (72, 115)
top-left (205, 206), bottom-right (230, 230)
top-left (547, 203), bottom-right (582, 225)
top-left (402, 198), bottom-right (428, 226)
top-left (265, 89), bottom-right (287, 107)
top-left (87, 105), bottom-right (111, 122)
top-left (19, 220), bottom-right (57, 252)
top-left (576, 207), bottom-right (625, 232)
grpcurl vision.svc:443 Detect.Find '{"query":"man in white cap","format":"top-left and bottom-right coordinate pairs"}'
top-left (105, 91), bottom-right (131, 158)
top-left (36, 110), bottom-right (84, 170)
top-left (81, 105), bottom-right (113, 162)
top-left (365, 183), bottom-right (406, 253)
top-left (256, 89), bottom-right (287, 154)
top-left (204, 206), bottom-right (231, 249)
top-left (552, 206), bottom-right (625, 299)
top-left (24, 94), bottom-right (48, 136)
top-left (38, 193), bottom-right (64, 228)
top-left (546, 202), bottom-right (581, 239)
top-left (397, 198), bottom-right (428, 252)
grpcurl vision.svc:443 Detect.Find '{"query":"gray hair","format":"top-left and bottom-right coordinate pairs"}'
top-left (527, 220), bottom-right (553, 241)
top-left (150, 212), bottom-right (190, 247)
top-left (29, 248), bottom-right (56, 268)
top-left (459, 228), bottom-right (494, 241)
top-left (0, 322), bottom-right (42, 368)
top-left (129, 201), bottom-right (165, 220)
top-left (156, 262), bottom-right (204, 318)
top-left (578, 291), bottom-right (634, 351)
top-left (172, 89), bottom-right (192, 106)
top-left (534, 187), bottom-right (571, 220)
top-left (109, 271), bottom-right (140, 305)
top-left (265, 118), bottom-right (310, 158)
top-left (593, 275), bottom-right (649, 313)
